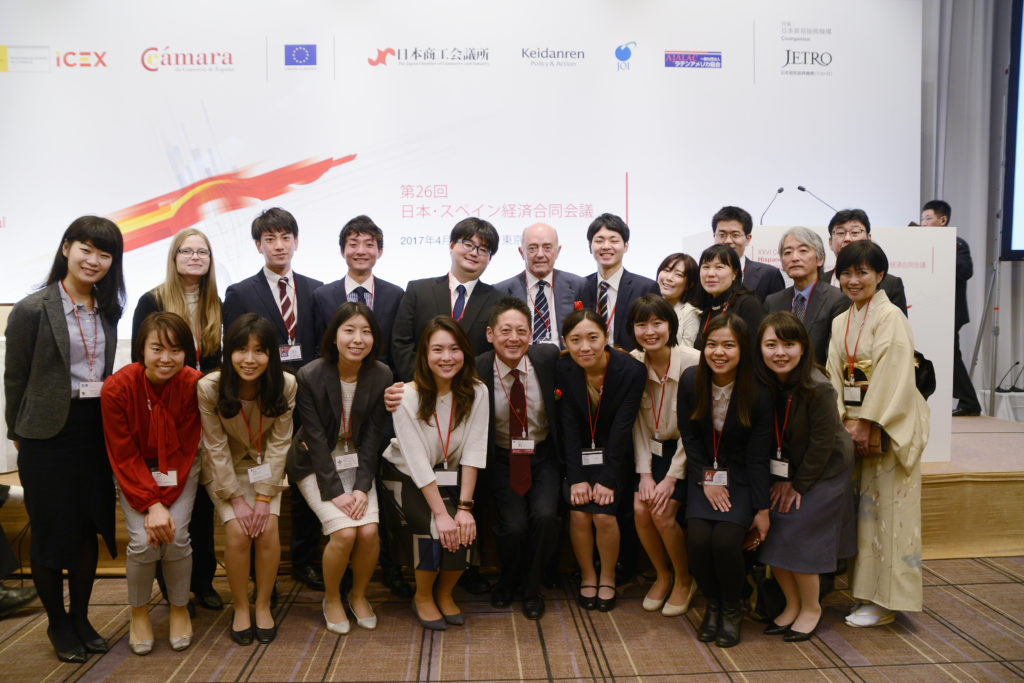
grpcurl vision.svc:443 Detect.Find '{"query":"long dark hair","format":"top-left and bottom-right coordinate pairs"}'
top-left (754, 312), bottom-right (818, 393)
top-left (657, 252), bottom-right (700, 307)
top-left (695, 244), bottom-right (749, 311)
top-left (413, 316), bottom-right (479, 428)
top-left (218, 313), bottom-right (289, 419)
top-left (319, 302), bottom-right (382, 366)
top-left (690, 314), bottom-right (756, 427)
top-left (46, 215), bottom-right (126, 326)
top-left (135, 311), bottom-right (197, 372)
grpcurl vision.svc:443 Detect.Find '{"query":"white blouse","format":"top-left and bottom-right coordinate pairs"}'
top-left (630, 345), bottom-right (700, 478)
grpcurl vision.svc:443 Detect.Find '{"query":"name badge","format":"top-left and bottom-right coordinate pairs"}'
top-left (248, 463), bottom-right (272, 483)
top-left (79, 381), bottom-right (104, 398)
top-left (581, 449), bottom-right (604, 466)
top-left (650, 439), bottom-right (663, 457)
top-left (279, 344), bottom-right (303, 362)
top-left (703, 468), bottom-right (729, 486)
top-left (511, 439), bottom-right (535, 456)
top-left (843, 384), bottom-right (865, 406)
top-left (435, 469), bottom-right (459, 487)
top-left (769, 459), bottom-right (791, 478)
top-left (334, 452), bottom-right (358, 471)
top-left (152, 470), bottom-right (177, 487)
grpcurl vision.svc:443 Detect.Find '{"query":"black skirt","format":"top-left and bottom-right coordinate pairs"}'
top-left (633, 439), bottom-right (686, 503)
top-left (685, 476), bottom-right (754, 527)
top-left (17, 399), bottom-right (117, 568)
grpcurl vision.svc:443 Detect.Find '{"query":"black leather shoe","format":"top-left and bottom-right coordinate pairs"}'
top-left (715, 602), bottom-right (743, 648)
top-left (0, 584), bottom-right (37, 615)
top-left (952, 407), bottom-right (981, 417)
top-left (255, 622), bottom-right (278, 644)
top-left (383, 567), bottom-right (413, 599)
top-left (523, 597), bottom-right (545, 620)
top-left (697, 600), bottom-right (721, 642)
top-left (596, 585), bottom-right (616, 612)
top-left (457, 567), bottom-right (492, 595)
top-left (490, 585), bottom-right (514, 609)
top-left (578, 585), bottom-right (597, 611)
top-left (47, 625), bottom-right (87, 663)
top-left (72, 620), bottom-right (108, 654)
top-left (291, 565), bottom-right (325, 591)
top-left (230, 624), bottom-right (255, 646)
top-left (195, 588), bottom-right (223, 610)
top-left (764, 620), bottom-right (792, 636)
top-left (783, 617), bottom-right (819, 642)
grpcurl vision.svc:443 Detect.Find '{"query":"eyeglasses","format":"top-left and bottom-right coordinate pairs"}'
top-left (177, 248), bottom-right (211, 258)
top-left (459, 239), bottom-right (491, 256)
top-left (832, 228), bottom-right (866, 239)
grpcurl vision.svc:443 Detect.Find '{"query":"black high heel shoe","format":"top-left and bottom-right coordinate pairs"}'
top-left (764, 620), bottom-right (793, 636)
top-left (47, 625), bottom-right (87, 663)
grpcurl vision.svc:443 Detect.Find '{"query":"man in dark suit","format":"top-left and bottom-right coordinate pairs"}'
top-left (312, 215), bottom-right (404, 370)
top-left (711, 205), bottom-right (785, 304)
top-left (495, 222), bottom-right (584, 348)
top-left (391, 217), bottom-right (504, 382)
top-left (579, 213), bottom-right (660, 351)
top-left (766, 227), bottom-right (849, 365)
top-left (222, 207), bottom-right (326, 592)
top-left (823, 209), bottom-right (908, 316)
top-left (476, 298), bottom-right (561, 619)
top-left (922, 200), bottom-right (981, 416)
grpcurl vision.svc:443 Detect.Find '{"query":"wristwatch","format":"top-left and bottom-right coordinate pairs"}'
top-left (457, 499), bottom-right (474, 510)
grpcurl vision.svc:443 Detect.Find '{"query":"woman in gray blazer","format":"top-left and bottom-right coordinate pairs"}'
top-left (4, 216), bottom-right (126, 663)
top-left (288, 302), bottom-right (392, 635)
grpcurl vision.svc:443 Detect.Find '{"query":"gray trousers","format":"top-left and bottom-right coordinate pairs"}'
top-left (116, 466), bottom-right (199, 607)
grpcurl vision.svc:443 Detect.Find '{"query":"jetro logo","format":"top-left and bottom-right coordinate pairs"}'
top-left (56, 51), bottom-right (107, 68)
top-left (368, 48), bottom-right (395, 66)
top-left (615, 41), bottom-right (635, 71)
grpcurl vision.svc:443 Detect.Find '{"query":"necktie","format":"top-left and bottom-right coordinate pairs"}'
top-left (509, 369), bottom-right (532, 496)
top-left (533, 280), bottom-right (550, 343)
top-left (793, 292), bottom-right (806, 320)
top-left (278, 277), bottom-right (296, 343)
top-left (452, 284), bottom-right (466, 322)
top-left (597, 281), bottom-right (610, 326)
top-left (352, 286), bottom-right (369, 306)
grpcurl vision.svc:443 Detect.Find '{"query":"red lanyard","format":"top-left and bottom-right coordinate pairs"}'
top-left (433, 400), bottom-right (455, 469)
top-left (701, 302), bottom-right (731, 336)
top-left (842, 299), bottom-right (872, 384)
top-left (584, 353), bottom-right (610, 449)
top-left (60, 280), bottom-right (99, 380)
top-left (240, 402), bottom-right (264, 463)
top-left (773, 396), bottom-right (792, 459)
top-left (710, 387), bottom-right (732, 470)
top-left (791, 279), bottom-right (818, 321)
top-left (495, 358), bottom-right (528, 437)
top-left (646, 356), bottom-right (671, 435)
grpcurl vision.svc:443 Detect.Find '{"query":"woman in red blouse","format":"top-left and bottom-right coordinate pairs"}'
top-left (101, 312), bottom-right (202, 656)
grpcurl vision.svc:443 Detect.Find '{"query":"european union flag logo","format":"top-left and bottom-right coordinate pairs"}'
top-left (285, 44), bottom-right (316, 66)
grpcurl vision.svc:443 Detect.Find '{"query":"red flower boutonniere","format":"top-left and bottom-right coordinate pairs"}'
top-left (573, 300), bottom-right (583, 311)
top-left (554, 388), bottom-right (563, 401)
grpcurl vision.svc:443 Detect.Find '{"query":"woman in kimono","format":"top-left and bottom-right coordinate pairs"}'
top-left (826, 240), bottom-right (929, 628)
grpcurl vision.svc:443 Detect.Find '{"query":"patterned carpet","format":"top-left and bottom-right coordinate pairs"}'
top-left (0, 557), bottom-right (1022, 682)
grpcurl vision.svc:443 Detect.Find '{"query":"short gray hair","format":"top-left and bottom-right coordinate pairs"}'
top-left (778, 226), bottom-right (824, 261)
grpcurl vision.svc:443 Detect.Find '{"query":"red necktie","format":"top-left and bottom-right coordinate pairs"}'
top-left (509, 368), bottom-right (532, 496)
top-left (278, 277), bottom-right (296, 343)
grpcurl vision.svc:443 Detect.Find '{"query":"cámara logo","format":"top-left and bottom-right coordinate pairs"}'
top-left (141, 46), bottom-right (234, 72)
top-left (368, 48), bottom-right (395, 66)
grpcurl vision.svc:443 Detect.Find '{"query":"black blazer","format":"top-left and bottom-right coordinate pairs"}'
top-left (579, 269), bottom-right (661, 351)
top-left (825, 268), bottom-right (908, 317)
top-left (774, 371), bottom-right (854, 494)
top-left (131, 290), bottom-right (222, 373)
top-left (694, 291), bottom-right (765, 348)
top-left (222, 270), bottom-right (324, 370)
top-left (556, 348), bottom-right (646, 490)
top-left (287, 358), bottom-right (393, 498)
top-left (742, 259), bottom-right (785, 304)
top-left (494, 269), bottom-right (585, 347)
top-left (476, 344), bottom-right (561, 466)
top-left (955, 237), bottom-right (973, 328)
top-left (677, 365), bottom-right (773, 511)
top-left (765, 280), bottom-right (849, 366)
top-left (390, 275), bottom-right (503, 381)
top-left (311, 276), bottom-right (404, 370)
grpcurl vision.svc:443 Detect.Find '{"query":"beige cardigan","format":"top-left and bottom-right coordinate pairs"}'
top-left (198, 371), bottom-right (296, 501)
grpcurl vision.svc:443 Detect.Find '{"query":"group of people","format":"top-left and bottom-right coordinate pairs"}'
top-left (4, 202), bottom-right (934, 661)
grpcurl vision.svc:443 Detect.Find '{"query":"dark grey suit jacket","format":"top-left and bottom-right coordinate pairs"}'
top-left (824, 269), bottom-right (908, 316)
top-left (311, 276), bottom-right (404, 370)
top-left (742, 259), bottom-right (786, 304)
top-left (287, 358), bottom-right (393, 499)
top-left (222, 270), bottom-right (324, 370)
top-left (494, 269), bottom-right (584, 346)
top-left (5, 283), bottom-right (117, 440)
top-left (475, 345), bottom-right (561, 468)
top-left (579, 269), bottom-right (661, 351)
top-left (765, 280), bottom-right (849, 365)
top-left (390, 275), bottom-right (503, 381)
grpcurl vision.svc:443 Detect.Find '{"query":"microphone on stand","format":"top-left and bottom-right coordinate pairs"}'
top-left (1010, 363), bottom-right (1024, 392)
top-left (994, 361), bottom-right (1021, 392)
top-left (759, 187), bottom-right (784, 225)
top-left (797, 185), bottom-right (838, 212)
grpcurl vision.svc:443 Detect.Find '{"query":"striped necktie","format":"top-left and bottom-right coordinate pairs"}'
top-left (597, 281), bottom-right (610, 326)
top-left (533, 280), bottom-right (550, 342)
top-left (278, 277), bottom-right (296, 343)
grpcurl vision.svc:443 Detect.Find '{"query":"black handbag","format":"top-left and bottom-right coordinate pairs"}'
top-left (913, 350), bottom-right (936, 399)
